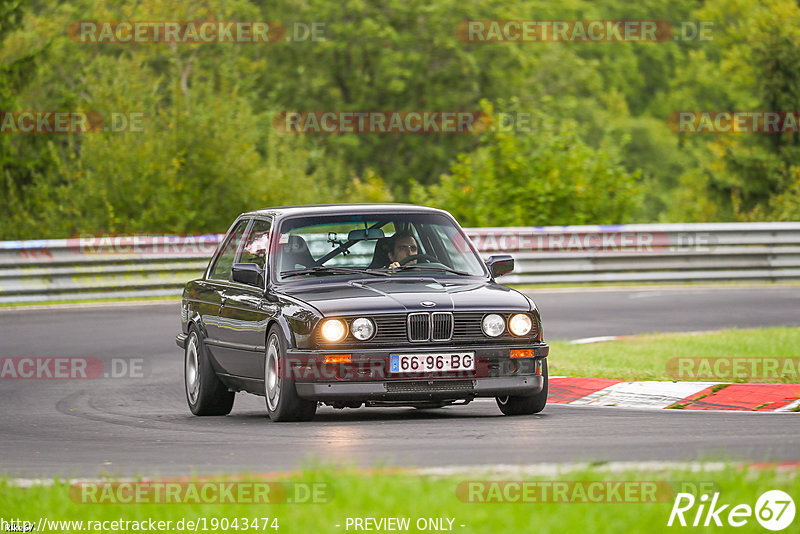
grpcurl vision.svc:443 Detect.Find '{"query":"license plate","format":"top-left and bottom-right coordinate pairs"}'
top-left (390, 353), bottom-right (475, 373)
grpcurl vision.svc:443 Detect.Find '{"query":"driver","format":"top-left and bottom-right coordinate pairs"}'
top-left (387, 232), bottom-right (419, 269)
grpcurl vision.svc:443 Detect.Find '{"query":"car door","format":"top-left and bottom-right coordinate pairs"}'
top-left (202, 218), bottom-right (251, 375)
top-left (217, 218), bottom-right (277, 379)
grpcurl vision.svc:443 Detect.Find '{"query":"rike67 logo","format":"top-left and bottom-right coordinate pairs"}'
top-left (668, 490), bottom-right (795, 531)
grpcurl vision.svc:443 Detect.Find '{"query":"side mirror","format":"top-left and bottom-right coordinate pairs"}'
top-left (232, 263), bottom-right (265, 287)
top-left (485, 255), bottom-right (514, 278)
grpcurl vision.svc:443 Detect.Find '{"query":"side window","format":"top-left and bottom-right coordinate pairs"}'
top-left (239, 219), bottom-right (272, 270)
top-left (209, 219), bottom-right (250, 281)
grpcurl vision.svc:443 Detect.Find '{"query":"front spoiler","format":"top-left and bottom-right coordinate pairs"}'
top-left (295, 375), bottom-right (544, 401)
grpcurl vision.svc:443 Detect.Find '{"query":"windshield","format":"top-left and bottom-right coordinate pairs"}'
top-left (274, 212), bottom-right (487, 281)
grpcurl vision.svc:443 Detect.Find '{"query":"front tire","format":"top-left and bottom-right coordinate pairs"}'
top-left (184, 328), bottom-right (235, 416)
top-left (496, 360), bottom-right (548, 416)
top-left (264, 326), bottom-right (317, 422)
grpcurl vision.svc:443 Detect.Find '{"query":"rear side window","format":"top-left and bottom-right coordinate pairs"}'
top-left (209, 219), bottom-right (250, 281)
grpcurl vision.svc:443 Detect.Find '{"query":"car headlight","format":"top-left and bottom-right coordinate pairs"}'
top-left (482, 313), bottom-right (505, 337)
top-left (508, 313), bottom-right (533, 336)
top-left (319, 318), bottom-right (347, 342)
top-left (350, 317), bottom-right (375, 340)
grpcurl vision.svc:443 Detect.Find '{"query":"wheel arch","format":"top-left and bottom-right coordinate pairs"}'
top-left (184, 306), bottom-right (208, 339)
top-left (265, 315), bottom-right (296, 349)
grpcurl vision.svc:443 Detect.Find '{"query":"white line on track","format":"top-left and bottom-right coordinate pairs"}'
top-left (1, 462), bottom-right (732, 487)
top-left (416, 461), bottom-right (733, 477)
top-left (775, 399), bottom-right (800, 412)
top-left (569, 335), bottom-right (624, 344)
top-left (568, 381), bottom-right (719, 409)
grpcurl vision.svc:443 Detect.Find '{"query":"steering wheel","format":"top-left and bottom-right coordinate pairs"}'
top-left (398, 253), bottom-right (438, 266)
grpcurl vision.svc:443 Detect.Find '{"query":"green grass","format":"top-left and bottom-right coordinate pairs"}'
top-left (2, 465), bottom-right (797, 534)
top-left (0, 296), bottom-right (180, 308)
top-left (549, 327), bottom-right (800, 382)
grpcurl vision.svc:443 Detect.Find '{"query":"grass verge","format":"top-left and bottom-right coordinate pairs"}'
top-left (0, 296), bottom-right (180, 308)
top-left (549, 327), bottom-right (800, 382)
top-left (1, 465), bottom-right (796, 534)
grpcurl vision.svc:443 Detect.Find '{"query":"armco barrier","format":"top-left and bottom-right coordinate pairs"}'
top-left (0, 223), bottom-right (799, 303)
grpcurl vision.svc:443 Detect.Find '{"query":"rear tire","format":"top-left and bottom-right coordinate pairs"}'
top-left (496, 360), bottom-right (548, 415)
top-left (264, 326), bottom-right (317, 422)
top-left (184, 328), bottom-right (235, 416)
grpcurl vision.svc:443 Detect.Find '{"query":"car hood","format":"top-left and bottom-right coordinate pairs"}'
top-left (278, 277), bottom-right (532, 316)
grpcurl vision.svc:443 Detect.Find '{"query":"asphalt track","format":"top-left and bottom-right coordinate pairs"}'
top-left (1, 286), bottom-right (799, 477)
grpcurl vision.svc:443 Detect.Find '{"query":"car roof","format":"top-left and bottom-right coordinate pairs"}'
top-left (242, 203), bottom-right (450, 219)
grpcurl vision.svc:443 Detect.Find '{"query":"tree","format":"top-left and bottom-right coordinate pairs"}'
top-left (413, 101), bottom-right (642, 226)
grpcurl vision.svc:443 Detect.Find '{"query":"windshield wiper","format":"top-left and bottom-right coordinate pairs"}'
top-left (392, 264), bottom-right (472, 276)
top-left (280, 266), bottom-right (389, 278)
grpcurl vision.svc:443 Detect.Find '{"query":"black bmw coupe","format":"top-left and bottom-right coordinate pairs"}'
top-left (176, 204), bottom-right (549, 421)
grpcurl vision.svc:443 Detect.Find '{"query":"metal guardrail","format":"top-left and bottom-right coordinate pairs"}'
top-left (1, 223), bottom-right (799, 303)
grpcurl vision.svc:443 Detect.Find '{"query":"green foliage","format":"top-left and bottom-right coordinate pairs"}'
top-left (1, 0), bottom-right (799, 238)
top-left (0, 0), bottom-right (58, 237)
top-left (0, 0), bottom-right (393, 238)
top-left (415, 102), bottom-right (641, 226)
top-left (662, 0), bottom-right (800, 222)
top-left (3, 465), bottom-right (800, 534)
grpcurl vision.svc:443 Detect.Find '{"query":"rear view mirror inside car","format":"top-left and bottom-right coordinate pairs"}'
top-left (347, 228), bottom-right (385, 241)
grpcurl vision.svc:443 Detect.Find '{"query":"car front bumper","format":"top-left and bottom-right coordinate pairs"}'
top-left (286, 343), bottom-right (548, 401)
top-left (295, 375), bottom-right (544, 401)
